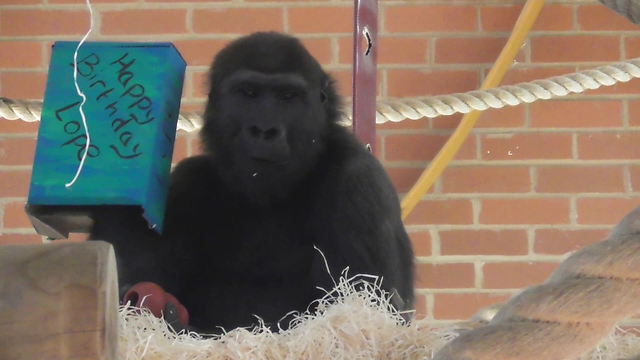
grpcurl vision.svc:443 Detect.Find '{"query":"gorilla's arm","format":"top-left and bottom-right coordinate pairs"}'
top-left (309, 132), bottom-right (415, 309)
top-left (88, 158), bottom-right (206, 298)
top-left (88, 205), bottom-right (175, 297)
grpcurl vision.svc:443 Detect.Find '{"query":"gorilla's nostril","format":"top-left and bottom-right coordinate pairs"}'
top-left (264, 128), bottom-right (280, 140)
top-left (247, 126), bottom-right (281, 141)
top-left (249, 126), bottom-right (262, 138)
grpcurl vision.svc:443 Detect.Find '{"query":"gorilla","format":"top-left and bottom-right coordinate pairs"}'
top-left (89, 31), bottom-right (415, 334)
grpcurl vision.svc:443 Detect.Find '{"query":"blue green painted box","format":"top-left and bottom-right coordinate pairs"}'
top-left (26, 41), bottom-right (186, 238)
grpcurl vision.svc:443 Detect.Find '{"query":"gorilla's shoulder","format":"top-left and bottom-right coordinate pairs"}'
top-left (322, 126), bottom-right (391, 185)
top-left (325, 127), bottom-right (381, 167)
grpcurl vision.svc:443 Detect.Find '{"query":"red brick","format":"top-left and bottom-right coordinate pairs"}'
top-left (385, 167), bottom-right (426, 193)
top-left (3, 201), bottom-right (31, 229)
top-left (430, 113), bottom-right (463, 131)
top-left (480, 198), bottom-right (571, 225)
top-left (289, 7), bottom-right (352, 34)
top-left (63, 233), bottom-right (89, 242)
top-left (534, 229), bottom-right (610, 255)
top-left (629, 165), bottom-right (640, 192)
top-left (440, 229), bottom-right (528, 256)
top-left (0, 233), bottom-right (42, 245)
top-left (578, 133), bottom-right (640, 160)
top-left (372, 135), bottom-right (382, 159)
top-left (0, 138), bottom-right (37, 166)
top-left (576, 197), bottom-right (640, 225)
top-left (483, 262), bottom-right (559, 289)
top-left (385, 6), bottom-right (476, 33)
top-left (299, 38), bottom-right (333, 66)
top-left (0, 0), bottom-right (41, 3)
top-left (0, 170), bottom-right (31, 197)
top-left (0, 72), bottom-right (48, 100)
top-left (536, 166), bottom-right (625, 193)
top-left (433, 293), bottom-right (511, 320)
top-left (385, 134), bottom-right (476, 162)
top-left (530, 100), bottom-right (623, 128)
top-left (415, 263), bottom-right (475, 289)
top-left (441, 166), bottom-right (530, 194)
top-left (436, 37), bottom-right (526, 64)
top-left (0, 42), bottom-right (43, 69)
top-left (626, 100), bottom-right (640, 126)
top-left (335, 69), bottom-right (383, 98)
top-left (496, 67), bottom-right (576, 86)
top-left (387, 69), bottom-right (479, 97)
top-left (625, 37), bottom-right (640, 59)
top-left (377, 118), bottom-right (428, 131)
top-left (329, 69), bottom-right (383, 99)
top-left (431, 106), bottom-right (525, 130)
top-left (481, 133), bottom-right (573, 161)
top-left (408, 231), bottom-right (431, 257)
top-left (531, 36), bottom-right (621, 63)
top-left (172, 135), bottom-right (188, 165)
top-left (49, 0), bottom-right (136, 3)
top-left (413, 293), bottom-right (427, 320)
top-left (179, 103), bottom-right (205, 113)
top-left (190, 136), bottom-right (204, 156)
top-left (475, 105), bottom-right (526, 129)
top-left (578, 4), bottom-right (640, 31)
top-left (378, 36), bottom-right (428, 65)
top-left (0, 120), bottom-right (40, 134)
top-left (0, 10), bottom-right (90, 36)
top-left (193, 8), bottom-right (284, 34)
top-left (145, 0), bottom-right (229, 2)
top-left (404, 199), bottom-right (473, 226)
top-left (102, 9), bottom-right (187, 35)
top-left (173, 39), bottom-right (228, 67)
top-left (183, 134), bottom-right (197, 157)
top-left (481, 5), bottom-right (573, 32)
top-left (191, 71), bottom-right (209, 100)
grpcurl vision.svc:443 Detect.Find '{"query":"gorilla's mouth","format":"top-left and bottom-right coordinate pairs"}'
top-left (250, 156), bottom-right (288, 165)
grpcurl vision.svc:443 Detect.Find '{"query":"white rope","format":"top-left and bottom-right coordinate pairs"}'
top-left (599, 0), bottom-right (640, 24)
top-left (65, 0), bottom-right (94, 188)
top-left (3, 57), bottom-right (640, 131)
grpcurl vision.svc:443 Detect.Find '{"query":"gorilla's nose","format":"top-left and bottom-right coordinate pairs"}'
top-left (242, 124), bottom-right (289, 163)
top-left (245, 125), bottom-right (285, 142)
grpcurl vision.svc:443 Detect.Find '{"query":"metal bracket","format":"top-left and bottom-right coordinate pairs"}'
top-left (351, 0), bottom-right (378, 155)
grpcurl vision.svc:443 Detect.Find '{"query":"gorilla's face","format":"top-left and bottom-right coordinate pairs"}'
top-left (215, 70), bottom-right (327, 170)
top-left (204, 69), bottom-right (329, 183)
top-left (199, 32), bottom-right (341, 203)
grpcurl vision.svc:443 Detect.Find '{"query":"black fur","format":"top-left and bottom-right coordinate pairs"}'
top-left (89, 32), bottom-right (415, 334)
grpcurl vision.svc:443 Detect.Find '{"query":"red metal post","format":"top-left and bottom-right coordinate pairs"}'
top-left (351, 0), bottom-right (378, 155)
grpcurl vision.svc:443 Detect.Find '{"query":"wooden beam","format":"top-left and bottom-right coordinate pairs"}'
top-left (0, 241), bottom-right (118, 360)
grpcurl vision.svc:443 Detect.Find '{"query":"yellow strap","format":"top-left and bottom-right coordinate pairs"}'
top-left (400, 0), bottom-right (547, 220)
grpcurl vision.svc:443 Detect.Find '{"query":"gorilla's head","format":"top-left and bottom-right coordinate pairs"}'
top-left (200, 32), bottom-right (343, 204)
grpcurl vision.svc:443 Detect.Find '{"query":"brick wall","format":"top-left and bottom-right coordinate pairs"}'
top-left (1, 0), bottom-right (639, 325)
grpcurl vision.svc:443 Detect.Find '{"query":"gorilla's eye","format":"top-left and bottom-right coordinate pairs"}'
top-left (278, 90), bottom-right (298, 101)
top-left (238, 86), bottom-right (257, 98)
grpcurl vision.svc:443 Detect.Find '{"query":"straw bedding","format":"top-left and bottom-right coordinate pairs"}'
top-left (117, 275), bottom-right (640, 360)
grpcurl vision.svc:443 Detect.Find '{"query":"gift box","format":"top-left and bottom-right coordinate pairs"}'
top-left (26, 41), bottom-right (187, 238)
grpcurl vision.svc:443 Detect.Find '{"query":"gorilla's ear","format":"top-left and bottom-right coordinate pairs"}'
top-left (320, 79), bottom-right (330, 107)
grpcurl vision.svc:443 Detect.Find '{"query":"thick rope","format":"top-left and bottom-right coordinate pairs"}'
top-left (0, 96), bottom-right (206, 132)
top-left (432, 205), bottom-right (640, 360)
top-left (3, 57), bottom-right (640, 129)
top-left (600, 0), bottom-right (640, 24)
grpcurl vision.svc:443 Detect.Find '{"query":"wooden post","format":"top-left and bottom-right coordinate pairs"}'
top-left (0, 241), bottom-right (118, 360)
